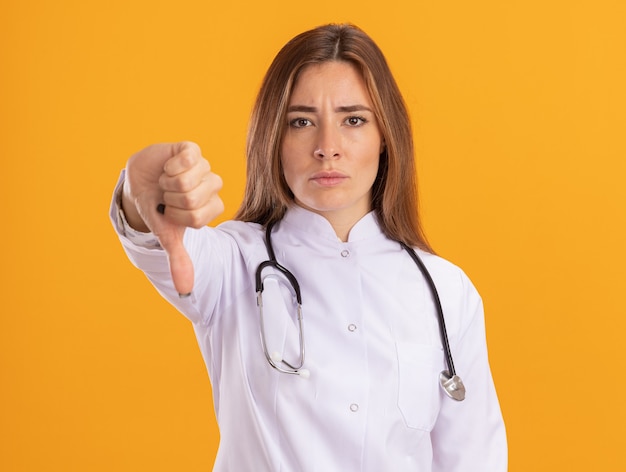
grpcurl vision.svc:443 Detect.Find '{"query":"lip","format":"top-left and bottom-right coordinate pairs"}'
top-left (310, 170), bottom-right (349, 186)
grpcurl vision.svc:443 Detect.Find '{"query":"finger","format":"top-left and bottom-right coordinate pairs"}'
top-left (159, 158), bottom-right (212, 193)
top-left (166, 236), bottom-right (195, 297)
top-left (134, 189), bottom-right (196, 295)
top-left (163, 141), bottom-right (204, 177)
top-left (153, 221), bottom-right (195, 296)
top-left (162, 172), bottom-right (223, 210)
top-left (158, 195), bottom-right (225, 229)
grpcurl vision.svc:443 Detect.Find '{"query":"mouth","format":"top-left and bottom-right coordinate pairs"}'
top-left (310, 170), bottom-right (349, 186)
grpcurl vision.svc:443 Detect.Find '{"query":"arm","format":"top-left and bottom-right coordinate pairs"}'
top-left (119, 141), bottom-right (224, 295)
top-left (110, 172), bottom-right (241, 326)
top-left (431, 276), bottom-right (508, 471)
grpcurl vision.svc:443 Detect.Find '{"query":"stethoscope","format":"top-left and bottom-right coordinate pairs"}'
top-left (255, 220), bottom-right (466, 401)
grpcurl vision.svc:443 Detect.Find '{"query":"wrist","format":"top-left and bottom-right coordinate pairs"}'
top-left (121, 182), bottom-right (151, 233)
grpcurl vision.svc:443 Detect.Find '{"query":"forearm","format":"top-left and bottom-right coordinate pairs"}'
top-left (431, 294), bottom-right (507, 471)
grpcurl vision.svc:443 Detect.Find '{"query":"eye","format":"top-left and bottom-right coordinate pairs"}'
top-left (289, 118), bottom-right (313, 128)
top-left (344, 116), bottom-right (367, 127)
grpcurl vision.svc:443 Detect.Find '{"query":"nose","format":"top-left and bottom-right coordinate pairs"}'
top-left (314, 123), bottom-right (341, 159)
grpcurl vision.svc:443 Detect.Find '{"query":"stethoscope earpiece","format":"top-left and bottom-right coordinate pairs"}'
top-left (439, 370), bottom-right (466, 401)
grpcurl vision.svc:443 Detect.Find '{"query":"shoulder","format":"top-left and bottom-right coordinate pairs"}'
top-left (217, 219), bottom-right (264, 243)
top-left (413, 250), bottom-right (483, 332)
top-left (215, 219), bottom-right (268, 266)
top-left (414, 250), bottom-right (473, 289)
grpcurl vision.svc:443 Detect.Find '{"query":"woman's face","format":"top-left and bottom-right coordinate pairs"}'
top-left (280, 61), bottom-right (383, 230)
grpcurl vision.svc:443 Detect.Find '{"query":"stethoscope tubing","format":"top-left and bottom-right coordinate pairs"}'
top-left (399, 242), bottom-right (457, 379)
top-left (256, 220), bottom-right (465, 399)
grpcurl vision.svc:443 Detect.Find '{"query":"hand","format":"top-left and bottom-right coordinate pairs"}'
top-left (122, 142), bottom-right (224, 295)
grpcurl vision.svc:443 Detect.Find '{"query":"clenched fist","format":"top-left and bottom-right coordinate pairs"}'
top-left (122, 141), bottom-right (224, 295)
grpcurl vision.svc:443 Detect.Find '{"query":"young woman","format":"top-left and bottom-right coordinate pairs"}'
top-left (111, 24), bottom-right (507, 471)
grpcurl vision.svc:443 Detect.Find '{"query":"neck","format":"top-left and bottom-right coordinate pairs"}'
top-left (293, 202), bottom-right (371, 242)
top-left (331, 221), bottom-right (353, 242)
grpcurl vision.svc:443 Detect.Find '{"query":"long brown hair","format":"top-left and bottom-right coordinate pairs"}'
top-left (234, 24), bottom-right (432, 252)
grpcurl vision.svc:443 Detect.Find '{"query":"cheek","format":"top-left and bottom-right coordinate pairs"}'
top-left (363, 148), bottom-right (381, 179)
top-left (279, 146), bottom-right (299, 190)
top-left (367, 160), bottom-right (381, 188)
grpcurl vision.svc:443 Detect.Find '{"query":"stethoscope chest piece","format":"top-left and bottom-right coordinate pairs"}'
top-left (439, 371), bottom-right (466, 401)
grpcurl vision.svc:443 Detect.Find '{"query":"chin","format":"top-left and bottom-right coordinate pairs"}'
top-left (297, 198), bottom-right (347, 214)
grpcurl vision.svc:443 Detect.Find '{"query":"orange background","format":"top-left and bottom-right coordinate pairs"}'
top-left (1, 0), bottom-right (625, 470)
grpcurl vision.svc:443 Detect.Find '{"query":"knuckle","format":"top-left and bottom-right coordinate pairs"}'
top-left (205, 172), bottom-right (223, 192)
top-left (182, 192), bottom-right (198, 209)
top-left (177, 150), bottom-right (195, 168)
top-left (212, 197), bottom-right (225, 217)
top-left (181, 140), bottom-right (200, 153)
top-left (216, 200), bottom-right (225, 216)
top-left (213, 173), bottom-right (224, 190)
top-left (188, 212), bottom-right (206, 229)
top-left (199, 156), bottom-right (211, 172)
top-left (176, 174), bottom-right (193, 192)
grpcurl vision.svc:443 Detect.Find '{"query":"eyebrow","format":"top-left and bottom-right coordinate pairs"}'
top-left (286, 104), bottom-right (373, 113)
